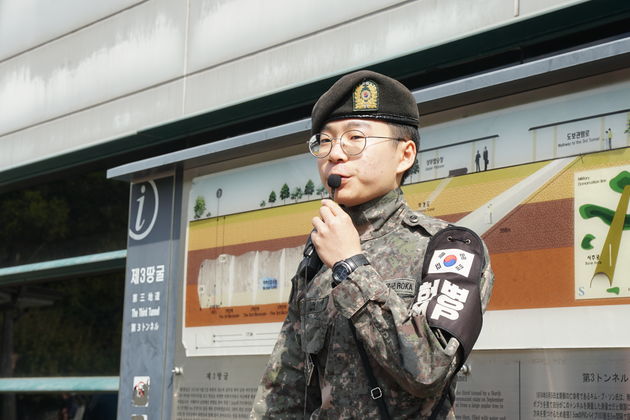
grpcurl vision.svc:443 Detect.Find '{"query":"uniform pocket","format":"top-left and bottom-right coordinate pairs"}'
top-left (300, 296), bottom-right (330, 354)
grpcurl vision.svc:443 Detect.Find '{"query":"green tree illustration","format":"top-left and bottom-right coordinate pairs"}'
top-left (304, 179), bottom-right (315, 199)
top-left (316, 185), bottom-right (326, 198)
top-left (260, 200), bottom-right (266, 207)
top-left (579, 170), bottom-right (630, 292)
top-left (194, 196), bottom-right (206, 219)
top-left (280, 183), bottom-right (290, 203)
top-left (268, 190), bottom-right (277, 206)
top-left (625, 116), bottom-right (630, 134)
top-left (291, 187), bottom-right (303, 202)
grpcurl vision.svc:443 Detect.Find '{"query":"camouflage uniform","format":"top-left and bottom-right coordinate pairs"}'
top-left (251, 188), bottom-right (494, 419)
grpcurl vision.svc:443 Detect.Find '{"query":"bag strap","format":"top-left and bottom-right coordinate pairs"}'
top-left (348, 320), bottom-right (391, 420)
top-left (428, 376), bottom-right (455, 420)
top-left (300, 238), bottom-right (389, 417)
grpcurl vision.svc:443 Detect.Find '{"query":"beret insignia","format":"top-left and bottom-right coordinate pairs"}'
top-left (353, 80), bottom-right (379, 111)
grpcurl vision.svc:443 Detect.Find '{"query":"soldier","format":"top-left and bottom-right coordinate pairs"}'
top-left (607, 128), bottom-right (613, 150)
top-left (483, 146), bottom-right (489, 171)
top-left (475, 150), bottom-right (481, 172)
top-left (251, 70), bottom-right (494, 419)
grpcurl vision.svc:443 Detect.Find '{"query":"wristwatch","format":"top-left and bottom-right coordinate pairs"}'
top-left (332, 254), bottom-right (370, 286)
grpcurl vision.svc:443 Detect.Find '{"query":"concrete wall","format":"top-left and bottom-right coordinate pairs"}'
top-left (0, 0), bottom-right (585, 174)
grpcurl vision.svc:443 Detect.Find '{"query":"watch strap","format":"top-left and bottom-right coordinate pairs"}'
top-left (345, 253), bottom-right (369, 270)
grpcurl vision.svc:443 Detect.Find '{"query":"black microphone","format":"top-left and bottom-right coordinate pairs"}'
top-left (327, 174), bottom-right (341, 200)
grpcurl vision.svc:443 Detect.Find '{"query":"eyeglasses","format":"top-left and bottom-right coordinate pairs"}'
top-left (307, 129), bottom-right (403, 158)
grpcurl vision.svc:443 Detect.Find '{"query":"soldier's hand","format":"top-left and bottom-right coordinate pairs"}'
top-left (311, 199), bottom-right (362, 268)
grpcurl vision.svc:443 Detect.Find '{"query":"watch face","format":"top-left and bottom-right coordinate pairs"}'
top-left (333, 262), bottom-right (352, 283)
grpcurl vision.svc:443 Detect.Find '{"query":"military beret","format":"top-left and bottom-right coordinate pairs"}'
top-left (311, 70), bottom-right (419, 135)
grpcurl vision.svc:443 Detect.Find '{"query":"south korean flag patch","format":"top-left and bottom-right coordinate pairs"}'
top-left (411, 225), bottom-right (484, 362)
top-left (428, 249), bottom-right (475, 277)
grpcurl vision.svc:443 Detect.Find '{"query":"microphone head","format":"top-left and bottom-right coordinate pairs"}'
top-left (327, 174), bottom-right (341, 189)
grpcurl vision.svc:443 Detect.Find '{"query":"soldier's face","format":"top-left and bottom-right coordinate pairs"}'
top-left (316, 119), bottom-right (415, 207)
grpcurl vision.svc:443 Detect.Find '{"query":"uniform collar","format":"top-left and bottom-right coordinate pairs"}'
top-left (346, 188), bottom-right (405, 240)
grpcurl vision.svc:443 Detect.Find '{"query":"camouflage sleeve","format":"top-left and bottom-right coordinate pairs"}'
top-left (250, 288), bottom-right (307, 419)
top-left (330, 244), bottom-right (494, 398)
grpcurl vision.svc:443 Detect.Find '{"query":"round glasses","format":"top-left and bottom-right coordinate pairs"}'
top-left (307, 130), bottom-right (403, 158)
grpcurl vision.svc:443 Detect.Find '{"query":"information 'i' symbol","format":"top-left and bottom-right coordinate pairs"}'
top-left (135, 185), bottom-right (146, 232)
top-left (129, 180), bottom-right (159, 241)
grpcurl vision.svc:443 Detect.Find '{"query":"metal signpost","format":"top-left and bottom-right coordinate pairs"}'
top-left (118, 174), bottom-right (180, 420)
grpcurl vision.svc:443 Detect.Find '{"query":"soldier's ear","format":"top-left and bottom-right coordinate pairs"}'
top-left (396, 139), bottom-right (416, 175)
